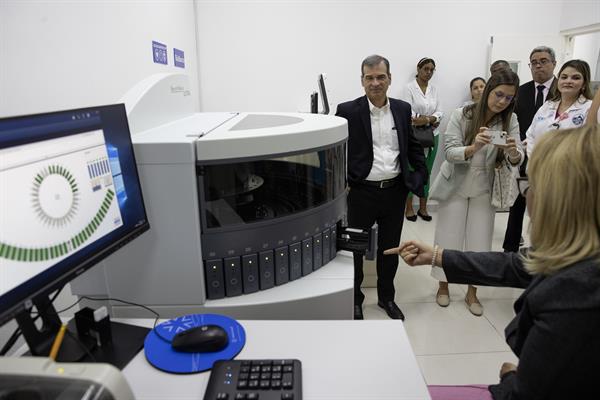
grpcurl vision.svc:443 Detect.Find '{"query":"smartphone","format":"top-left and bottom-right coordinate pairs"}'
top-left (488, 130), bottom-right (508, 145)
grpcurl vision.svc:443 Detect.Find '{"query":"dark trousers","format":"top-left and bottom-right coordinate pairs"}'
top-left (347, 179), bottom-right (408, 305)
top-left (503, 193), bottom-right (526, 252)
top-left (503, 157), bottom-right (528, 252)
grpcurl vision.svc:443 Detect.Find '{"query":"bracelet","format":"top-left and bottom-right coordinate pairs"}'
top-left (431, 245), bottom-right (439, 269)
top-left (508, 151), bottom-right (520, 164)
top-left (508, 150), bottom-right (520, 160)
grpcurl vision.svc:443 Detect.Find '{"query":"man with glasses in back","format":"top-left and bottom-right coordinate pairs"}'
top-left (503, 46), bottom-right (557, 253)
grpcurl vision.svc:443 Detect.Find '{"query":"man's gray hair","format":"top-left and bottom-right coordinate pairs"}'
top-left (530, 46), bottom-right (556, 62)
top-left (361, 55), bottom-right (390, 76)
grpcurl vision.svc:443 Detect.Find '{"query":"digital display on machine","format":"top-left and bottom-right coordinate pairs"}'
top-left (0, 104), bottom-right (149, 325)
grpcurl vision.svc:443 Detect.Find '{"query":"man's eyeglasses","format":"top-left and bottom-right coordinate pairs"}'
top-left (517, 177), bottom-right (529, 197)
top-left (493, 91), bottom-right (515, 102)
top-left (529, 58), bottom-right (552, 68)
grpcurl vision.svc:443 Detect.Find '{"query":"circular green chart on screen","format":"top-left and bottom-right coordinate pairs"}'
top-left (0, 164), bottom-right (115, 263)
top-left (31, 164), bottom-right (80, 227)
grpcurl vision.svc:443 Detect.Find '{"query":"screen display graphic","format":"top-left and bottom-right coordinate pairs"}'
top-left (0, 129), bottom-right (123, 294)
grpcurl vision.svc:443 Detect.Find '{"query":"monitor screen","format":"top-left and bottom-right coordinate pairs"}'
top-left (0, 104), bottom-right (149, 326)
top-left (318, 73), bottom-right (330, 115)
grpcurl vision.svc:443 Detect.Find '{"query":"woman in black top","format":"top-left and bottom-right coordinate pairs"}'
top-left (386, 124), bottom-right (600, 399)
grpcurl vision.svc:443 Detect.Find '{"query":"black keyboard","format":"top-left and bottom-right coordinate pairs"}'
top-left (203, 359), bottom-right (302, 400)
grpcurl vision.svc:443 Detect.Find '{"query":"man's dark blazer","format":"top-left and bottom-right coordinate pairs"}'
top-left (514, 79), bottom-right (556, 140)
top-left (335, 95), bottom-right (428, 197)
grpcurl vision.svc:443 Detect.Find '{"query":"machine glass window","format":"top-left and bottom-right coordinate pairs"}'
top-left (200, 144), bottom-right (346, 229)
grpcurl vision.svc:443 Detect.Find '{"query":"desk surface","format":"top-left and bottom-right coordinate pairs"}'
top-left (122, 319), bottom-right (431, 400)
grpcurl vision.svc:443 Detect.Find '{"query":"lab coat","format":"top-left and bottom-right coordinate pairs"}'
top-left (526, 96), bottom-right (591, 157)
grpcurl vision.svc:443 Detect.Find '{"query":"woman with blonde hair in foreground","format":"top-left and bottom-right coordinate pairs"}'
top-left (385, 125), bottom-right (600, 400)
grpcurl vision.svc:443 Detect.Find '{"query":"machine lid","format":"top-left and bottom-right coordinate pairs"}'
top-left (196, 112), bottom-right (347, 163)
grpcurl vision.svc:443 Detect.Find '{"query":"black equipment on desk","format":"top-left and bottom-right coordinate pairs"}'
top-left (203, 359), bottom-right (302, 400)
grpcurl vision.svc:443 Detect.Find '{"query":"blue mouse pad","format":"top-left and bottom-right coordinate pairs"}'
top-left (144, 314), bottom-right (246, 373)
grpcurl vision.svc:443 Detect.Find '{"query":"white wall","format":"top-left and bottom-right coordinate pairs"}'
top-left (195, 0), bottom-right (563, 115)
top-left (560, 0), bottom-right (600, 32)
top-left (0, 0), bottom-right (200, 354)
top-left (572, 31), bottom-right (600, 80)
top-left (0, 0), bottom-right (200, 117)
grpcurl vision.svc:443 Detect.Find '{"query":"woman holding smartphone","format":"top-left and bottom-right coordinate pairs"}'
top-left (428, 70), bottom-right (523, 315)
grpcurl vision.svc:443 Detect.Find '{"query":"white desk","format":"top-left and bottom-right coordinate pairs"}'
top-left (122, 320), bottom-right (431, 400)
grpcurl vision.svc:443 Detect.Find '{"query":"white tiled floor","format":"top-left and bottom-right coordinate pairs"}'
top-left (362, 210), bottom-right (529, 385)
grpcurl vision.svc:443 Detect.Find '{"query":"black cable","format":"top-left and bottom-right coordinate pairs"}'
top-left (43, 295), bottom-right (171, 343)
top-left (76, 296), bottom-right (171, 343)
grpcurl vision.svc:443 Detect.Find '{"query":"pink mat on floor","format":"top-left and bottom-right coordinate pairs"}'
top-left (428, 385), bottom-right (493, 400)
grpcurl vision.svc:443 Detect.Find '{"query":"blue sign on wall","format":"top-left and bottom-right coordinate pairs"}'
top-left (152, 41), bottom-right (168, 65)
top-left (174, 48), bottom-right (185, 68)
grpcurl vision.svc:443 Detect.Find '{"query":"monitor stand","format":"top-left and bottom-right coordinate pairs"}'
top-left (15, 296), bottom-right (149, 370)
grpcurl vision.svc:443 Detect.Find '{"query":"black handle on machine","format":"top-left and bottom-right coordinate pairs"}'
top-left (336, 223), bottom-right (378, 260)
top-left (310, 91), bottom-right (318, 114)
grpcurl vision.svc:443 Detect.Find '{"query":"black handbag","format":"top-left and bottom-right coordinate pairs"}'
top-left (413, 125), bottom-right (435, 148)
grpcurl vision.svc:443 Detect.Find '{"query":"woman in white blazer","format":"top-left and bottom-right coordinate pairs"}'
top-left (526, 59), bottom-right (593, 157)
top-left (429, 70), bottom-right (524, 316)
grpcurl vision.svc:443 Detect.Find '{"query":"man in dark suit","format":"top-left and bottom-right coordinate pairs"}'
top-left (336, 55), bottom-right (427, 320)
top-left (503, 46), bottom-right (556, 252)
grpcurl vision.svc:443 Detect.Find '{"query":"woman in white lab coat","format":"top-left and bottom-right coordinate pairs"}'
top-left (428, 70), bottom-right (523, 316)
top-left (402, 57), bottom-right (444, 222)
top-left (526, 59), bottom-right (592, 157)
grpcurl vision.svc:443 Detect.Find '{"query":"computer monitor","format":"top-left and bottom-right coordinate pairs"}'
top-left (0, 104), bottom-right (150, 367)
top-left (317, 73), bottom-right (330, 115)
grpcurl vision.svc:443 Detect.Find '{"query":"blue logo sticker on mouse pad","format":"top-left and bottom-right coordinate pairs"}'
top-left (144, 314), bottom-right (246, 373)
